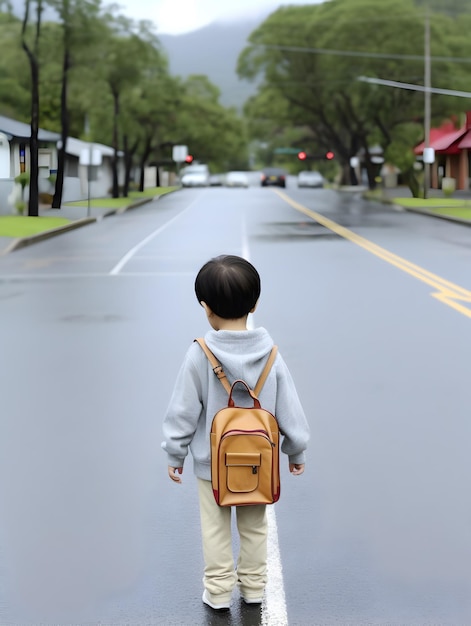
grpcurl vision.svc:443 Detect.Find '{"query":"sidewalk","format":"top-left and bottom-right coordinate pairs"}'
top-left (0, 195), bottom-right (156, 256)
top-left (381, 185), bottom-right (471, 201)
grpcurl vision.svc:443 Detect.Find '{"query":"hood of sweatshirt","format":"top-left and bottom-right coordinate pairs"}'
top-left (203, 327), bottom-right (275, 391)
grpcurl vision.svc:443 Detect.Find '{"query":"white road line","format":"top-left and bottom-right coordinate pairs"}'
top-left (241, 213), bottom-right (250, 261)
top-left (246, 244), bottom-right (288, 626)
top-left (0, 273), bottom-right (111, 280)
top-left (0, 272), bottom-right (195, 280)
top-left (263, 507), bottom-right (288, 626)
top-left (109, 195), bottom-right (204, 276)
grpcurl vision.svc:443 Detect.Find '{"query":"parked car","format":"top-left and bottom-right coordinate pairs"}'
top-left (225, 171), bottom-right (249, 188)
top-left (260, 167), bottom-right (286, 188)
top-left (297, 170), bottom-right (324, 188)
top-left (180, 164), bottom-right (210, 187)
top-left (209, 174), bottom-right (223, 186)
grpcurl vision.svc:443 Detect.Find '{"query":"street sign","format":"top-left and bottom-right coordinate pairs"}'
top-left (80, 147), bottom-right (102, 166)
top-left (274, 147), bottom-right (302, 155)
top-left (172, 145), bottom-right (188, 162)
top-left (79, 146), bottom-right (102, 218)
top-left (423, 147), bottom-right (435, 164)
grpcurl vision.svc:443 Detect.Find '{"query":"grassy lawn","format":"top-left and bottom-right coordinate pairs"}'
top-left (65, 186), bottom-right (177, 208)
top-left (392, 197), bottom-right (471, 219)
top-left (0, 216), bottom-right (70, 238)
top-left (0, 187), bottom-right (178, 239)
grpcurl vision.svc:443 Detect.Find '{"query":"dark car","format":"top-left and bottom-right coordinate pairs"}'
top-left (260, 168), bottom-right (286, 188)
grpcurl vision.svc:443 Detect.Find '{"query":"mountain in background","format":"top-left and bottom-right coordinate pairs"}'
top-left (159, 18), bottom-right (264, 110)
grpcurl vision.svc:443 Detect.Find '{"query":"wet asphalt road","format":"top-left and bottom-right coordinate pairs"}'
top-left (1, 181), bottom-right (471, 625)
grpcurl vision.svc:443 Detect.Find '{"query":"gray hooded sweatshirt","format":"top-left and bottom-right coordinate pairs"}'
top-left (162, 327), bottom-right (310, 481)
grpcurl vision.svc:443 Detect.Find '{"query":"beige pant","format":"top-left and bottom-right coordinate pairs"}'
top-left (197, 478), bottom-right (268, 602)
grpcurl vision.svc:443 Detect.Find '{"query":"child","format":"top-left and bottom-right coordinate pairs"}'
top-left (162, 254), bottom-right (310, 610)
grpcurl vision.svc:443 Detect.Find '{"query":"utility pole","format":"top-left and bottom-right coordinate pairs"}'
top-left (423, 7), bottom-right (431, 199)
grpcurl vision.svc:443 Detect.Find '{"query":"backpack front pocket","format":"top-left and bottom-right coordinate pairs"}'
top-left (225, 452), bottom-right (261, 493)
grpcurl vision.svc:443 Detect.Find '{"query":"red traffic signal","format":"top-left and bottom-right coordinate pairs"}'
top-left (325, 151), bottom-right (335, 160)
top-left (297, 151), bottom-right (307, 160)
top-left (185, 155), bottom-right (194, 164)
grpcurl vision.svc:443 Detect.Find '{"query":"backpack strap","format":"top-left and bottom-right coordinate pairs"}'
top-left (195, 338), bottom-right (232, 394)
top-left (253, 345), bottom-right (278, 397)
top-left (195, 338), bottom-right (277, 397)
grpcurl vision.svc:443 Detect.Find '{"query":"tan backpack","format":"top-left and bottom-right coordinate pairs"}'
top-left (196, 338), bottom-right (280, 507)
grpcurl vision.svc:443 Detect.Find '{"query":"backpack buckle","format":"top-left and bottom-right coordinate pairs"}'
top-left (213, 365), bottom-right (227, 381)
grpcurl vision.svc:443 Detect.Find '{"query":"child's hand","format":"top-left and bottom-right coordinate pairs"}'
top-left (289, 463), bottom-right (305, 476)
top-left (168, 466), bottom-right (183, 483)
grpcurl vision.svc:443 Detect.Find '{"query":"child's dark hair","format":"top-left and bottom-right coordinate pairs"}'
top-left (195, 255), bottom-right (261, 319)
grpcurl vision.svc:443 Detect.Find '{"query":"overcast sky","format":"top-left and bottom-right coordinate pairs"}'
top-left (118, 0), bottom-right (322, 35)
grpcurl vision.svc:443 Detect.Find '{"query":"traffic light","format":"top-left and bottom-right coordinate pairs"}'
top-left (325, 151), bottom-right (335, 160)
top-left (185, 155), bottom-right (194, 164)
top-left (297, 151), bottom-right (307, 161)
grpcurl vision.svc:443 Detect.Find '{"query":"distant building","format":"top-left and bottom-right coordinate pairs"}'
top-left (414, 112), bottom-right (471, 190)
top-left (0, 115), bottom-right (60, 212)
top-left (0, 114), bottom-right (122, 213)
top-left (60, 137), bottom-right (122, 203)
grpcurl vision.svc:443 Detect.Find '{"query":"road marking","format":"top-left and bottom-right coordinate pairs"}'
top-left (246, 256), bottom-right (288, 626)
top-left (109, 195), bottom-right (205, 275)
top-left (263, 507), bottom-right (288, 626)
top-left (241, 213), bottom-right (250, 261)
top-left (275, 189), bottom-right (471, 319)
top-left (0, 272), bottom-right (195, 280)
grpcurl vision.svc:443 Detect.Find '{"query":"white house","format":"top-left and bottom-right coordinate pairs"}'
top-left (61, 136), bottom-right (123, 203)
top-left (0, 115), bottom-right (60, 214)
top-left (0, 114), bottom-right (123, 213)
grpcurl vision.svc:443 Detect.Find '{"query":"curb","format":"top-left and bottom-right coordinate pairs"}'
top-left (117, 196), bottom-right (154, 214)
top-left (0, 192), bottom-right (174, 255)
top-left (2, 217), bottom-right (96, 255)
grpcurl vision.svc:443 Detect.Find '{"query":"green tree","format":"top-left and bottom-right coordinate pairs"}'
top-left (175, 75), bottom-right (248, 172)
top-left (95, 19), bottom-right (162, 197)
top-left (238, 0), bottom-right (471, 189)
top-left (41, 0), bottom-right (102, 207)
top-left (0, 13), bottom-right (31, 119)
top-left (121, 72), bottom-right (181, 190)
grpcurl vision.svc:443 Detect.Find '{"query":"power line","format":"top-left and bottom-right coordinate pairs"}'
top-left (358, 76), bottom-right (471, 98)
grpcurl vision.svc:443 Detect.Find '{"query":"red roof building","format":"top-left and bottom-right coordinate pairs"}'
top-left (414, 113), bottom-right (471, 190)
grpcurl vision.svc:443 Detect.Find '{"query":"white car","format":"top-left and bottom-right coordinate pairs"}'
top-left (225, 171), bottom-right (249, 188)
top-left (180, 164), bottom-right (210, 187)
top-left (297, 170), bottom-right (324, 188)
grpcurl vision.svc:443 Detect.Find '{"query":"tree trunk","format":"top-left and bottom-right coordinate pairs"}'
top-left (111, 90), bottom-right (120, 198)
top-left (27, 56), bottom-right (39, 216)
top-left (123, 135), bottom-right (131, 197)
top-left (21, 0), bottom-right (42, 217)
top-left (361, 155), bottom-right (377, 190)
top-left (404, 168), bottom-right (421, 198)
top-left (138, 136), bottom-right (152, 191)
top-left (52, 47), bottom-right (70, 209)
top-left (123, 135), bottom-right (139, 197)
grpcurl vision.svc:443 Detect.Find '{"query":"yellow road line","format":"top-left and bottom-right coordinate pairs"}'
top-left (274, 189), bottom-right (471, 319)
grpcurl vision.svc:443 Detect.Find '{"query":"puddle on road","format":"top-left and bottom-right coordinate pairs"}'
top-left (258, 210), bottom-right (394, 240)
top-left (256, 221), bottom-right (341, 241)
